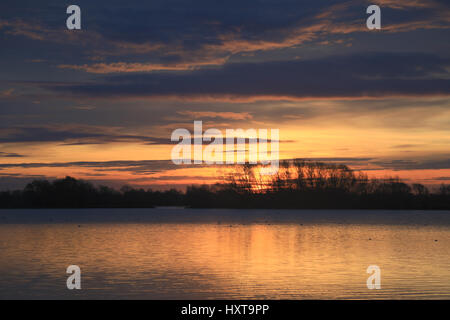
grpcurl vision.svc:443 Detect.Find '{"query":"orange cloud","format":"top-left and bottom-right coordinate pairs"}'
top-left (374, 0), bottom-right (441, 9)
top-left (58, 57), bottom-right (229, 73)
top-left (177, 111), bottom-right (252, 120)
top-left (0, 88), bottom-right (14, 97)
top-left (3, 1), bottom-right (448, 76)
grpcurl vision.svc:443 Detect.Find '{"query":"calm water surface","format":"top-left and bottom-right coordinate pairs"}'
top-left (0, 208), bottom-right (449, 299)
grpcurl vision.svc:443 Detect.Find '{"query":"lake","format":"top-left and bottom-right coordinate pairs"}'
top-left (0, 208), bottom-right (449, 299)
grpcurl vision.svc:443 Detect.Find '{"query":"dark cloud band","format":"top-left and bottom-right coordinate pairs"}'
top-left (46, 52), bottom-right (450, 100)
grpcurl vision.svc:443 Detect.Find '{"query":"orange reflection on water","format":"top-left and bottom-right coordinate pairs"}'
top-left (1, 214), bottom-right (450, 299)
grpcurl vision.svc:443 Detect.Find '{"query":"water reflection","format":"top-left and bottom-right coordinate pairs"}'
top-left (0, 209), bottom-right (449, 299)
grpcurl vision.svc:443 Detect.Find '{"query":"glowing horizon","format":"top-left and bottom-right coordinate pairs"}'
top-left (1, 1), bottom-right (449, 190)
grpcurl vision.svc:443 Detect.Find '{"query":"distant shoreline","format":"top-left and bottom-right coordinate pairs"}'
top-left (2, 161), bottom-right (450, 210)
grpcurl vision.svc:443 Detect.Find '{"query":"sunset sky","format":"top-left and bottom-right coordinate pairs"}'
top-left (0, 0), bottom-right (449, 190)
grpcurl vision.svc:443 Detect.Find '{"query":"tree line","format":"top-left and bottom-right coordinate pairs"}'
top-left (188, 161), bottom-right (450, 209)
top-left (0, 176), bottom-right (184, 208)
top-left (1, 161), bottom-right (450, 209)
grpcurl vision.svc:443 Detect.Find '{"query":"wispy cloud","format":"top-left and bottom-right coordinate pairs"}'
top-left (0, 89), bottom-right (15, 98)
top-left (372, 158), bottom-right (450, 171)
top-left (45, 52), bottom-right (450, 101)
top-left (58, 58), bottom-right (229, 74)
top-left (0, 126), bottom-right (171, 145)
top-left (0, 160), bottom-right (202, 175)
top-left (3, 1), bottom-right (448, 74)
top-left (0, 151), bottom-right (26, 158)
top-left (177, 111), bottom-right (252, 120)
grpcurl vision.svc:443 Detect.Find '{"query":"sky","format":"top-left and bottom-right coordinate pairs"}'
top-left (0, 0), bottom-right (449, 190)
